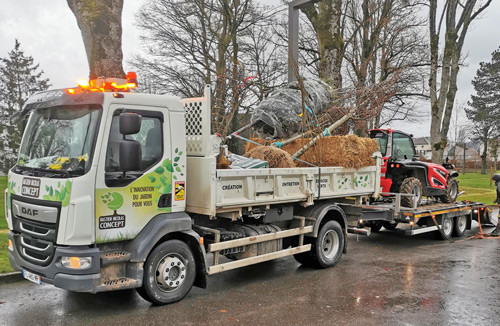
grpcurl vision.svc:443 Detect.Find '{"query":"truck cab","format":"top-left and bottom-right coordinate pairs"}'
top-left (5, 76), bottom-right (204, 298)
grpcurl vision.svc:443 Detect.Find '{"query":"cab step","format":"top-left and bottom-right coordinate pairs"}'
top-left (98, 277), bottom-right (140, 291)
top-left (100, 251), bottom-right (132, 266)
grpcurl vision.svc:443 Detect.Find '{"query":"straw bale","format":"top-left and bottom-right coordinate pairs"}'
top-left (245, 146), bottom-right (296, 168)
top-left (245, 135), bottom-right (379, 169)
top-left (217, 155), bottom-right (231, 169)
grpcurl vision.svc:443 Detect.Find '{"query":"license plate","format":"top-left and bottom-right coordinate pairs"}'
top-left (22, 269), bottom-right (42, 285)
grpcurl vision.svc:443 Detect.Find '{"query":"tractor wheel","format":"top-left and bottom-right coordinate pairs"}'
top-left (439, 177), bottom-right (459, 203)
top-left (399, 177), bottom-right (423, 207)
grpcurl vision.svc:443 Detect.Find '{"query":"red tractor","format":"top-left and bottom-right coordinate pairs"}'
top-left (368, 129), bottom-right (459, 207)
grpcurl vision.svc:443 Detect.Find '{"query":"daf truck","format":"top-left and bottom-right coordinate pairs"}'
top-left (5, 76), bottom-right (382, 305)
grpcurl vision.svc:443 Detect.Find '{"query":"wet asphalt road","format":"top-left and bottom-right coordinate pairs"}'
top-left (1, 225), bottom-right (499, 326)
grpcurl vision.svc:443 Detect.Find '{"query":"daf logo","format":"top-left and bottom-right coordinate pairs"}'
top-left (21, 207), bottom-right (39, 217)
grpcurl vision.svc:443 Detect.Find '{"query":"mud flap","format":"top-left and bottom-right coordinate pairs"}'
top-left (481, 206), bottom-right (499, 227)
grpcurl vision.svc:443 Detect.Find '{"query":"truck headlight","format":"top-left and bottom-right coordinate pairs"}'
top-left (61, 256), bottom-right (92, 269)
top-left (8, 239), bottom-right (13, 251)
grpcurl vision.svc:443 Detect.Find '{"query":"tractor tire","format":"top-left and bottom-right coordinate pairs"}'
top-left (399, 177), bottom-right (423, 207)
top-left (439, 177), bottom-right (459, 203)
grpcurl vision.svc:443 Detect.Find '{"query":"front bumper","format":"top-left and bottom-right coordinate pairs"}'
top-left (8, 231), bottom-right (101, 292)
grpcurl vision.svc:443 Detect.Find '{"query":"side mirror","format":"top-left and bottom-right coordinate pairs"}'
top-left (120, 113), bottom-right (141, 135)
top-left (120, 140), bottom-right (142, 171)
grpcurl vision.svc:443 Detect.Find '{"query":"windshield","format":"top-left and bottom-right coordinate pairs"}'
top-left (16, 105), bottom-right (102, 177)
top-left (371, 132), bottom-right (388, 157)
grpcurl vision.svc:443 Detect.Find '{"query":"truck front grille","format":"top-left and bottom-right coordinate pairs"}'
top-left (10, 196), bottom-right (60, 267)
top-left (14, 217), bottom-right (57, 266)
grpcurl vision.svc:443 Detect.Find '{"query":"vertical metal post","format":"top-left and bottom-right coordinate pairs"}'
top-left (288, 5), bottom-right (300, 83)
top-left (288, 0), bottom-right (323, 83)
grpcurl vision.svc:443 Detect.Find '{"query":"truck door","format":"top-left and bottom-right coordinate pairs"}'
top-left (94, 105), bottom-right (172, 243)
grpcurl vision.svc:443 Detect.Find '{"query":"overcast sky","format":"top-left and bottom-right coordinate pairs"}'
top-left (1, 0), bottom-right (499, 137)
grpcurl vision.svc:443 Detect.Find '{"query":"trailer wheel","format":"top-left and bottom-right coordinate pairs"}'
top-left (435, 216), bottom-right (453, 240)
top-left (439, 177), bottom-right (459, 203)
top-left (313, 220), bottom-right (344, 268)
top-left (368, 222), bottom-right (383, 233)
top-left (399, 177), bottom-right (422, 207)
top-left (137, 240), bottom-right (196, 305)
top-left (452, 215), bottom-right (467, 237)
top-left (383, 222), bottom-right (398, 230)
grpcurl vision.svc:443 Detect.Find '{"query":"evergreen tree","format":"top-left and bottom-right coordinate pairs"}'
top-left (0, 39), bottom-right (51, 173)
top-left (466, 47), bottom-right (500, 174)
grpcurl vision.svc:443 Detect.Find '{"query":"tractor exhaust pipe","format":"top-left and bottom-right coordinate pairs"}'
top-left (348, 227), bottom-right (371, 237)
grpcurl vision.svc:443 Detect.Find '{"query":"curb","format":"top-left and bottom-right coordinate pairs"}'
top-left (0, 272), bottom-right (22, 284)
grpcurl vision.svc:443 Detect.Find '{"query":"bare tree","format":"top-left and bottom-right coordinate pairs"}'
top-left (429, 0), bottom-right (492, 163)
top-left (300, 0), bottom-right (344, 88)
top-left (341, 0), bottom-right (429, 134)
top-left (133, 0), bottom-right (286, 141)
top-left (67, 0), bottom-right (126, 79)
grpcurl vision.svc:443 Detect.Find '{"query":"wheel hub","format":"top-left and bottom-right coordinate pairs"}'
top-left (450, 182), bottom-right (458, 199)
top-left (443, 218), bottom-right (452, 235)
top-left (156, 256), bottom-right (186, 292)
top-left (321, 230), bottom-right (340, 259)
top-left (457, 216), bottom-right (466, 232)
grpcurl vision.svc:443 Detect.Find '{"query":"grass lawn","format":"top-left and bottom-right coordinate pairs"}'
top-left (0, 176), bottom-right (14, 273)
top-left (457, 172), bottom-right (498, 203)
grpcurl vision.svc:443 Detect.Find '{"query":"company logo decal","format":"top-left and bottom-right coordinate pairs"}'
top-left (21, 178), bottom-right (41, 198)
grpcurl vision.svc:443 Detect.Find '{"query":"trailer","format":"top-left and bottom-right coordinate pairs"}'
top-left (345, 193), bottom-right (497, 240)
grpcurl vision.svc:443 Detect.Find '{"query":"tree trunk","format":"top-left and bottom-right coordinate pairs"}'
top-left (67, 0), bottom-right (126, 79)
top-left (429, 0), bottom-right (492, 163)
top-left (302, 0), bottom-right (343, 88)
top-left (481, 135), bottom-right (488, 174)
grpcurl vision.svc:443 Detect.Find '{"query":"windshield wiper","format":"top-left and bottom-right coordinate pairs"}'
top-left (15, 165), bottom-right (71, 178)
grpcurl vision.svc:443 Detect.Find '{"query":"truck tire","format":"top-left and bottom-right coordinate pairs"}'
top-left (439, 177), bottom-right (459, 203)
top-left (435, 216), bottom-right (453, 240)
top-left (383, 221), bottom-right (398, 230)
top-left (399, 177), bottom-right (422, 207)
top-left (312, 220), bottom-right (344, 268)
top-left (452, 215), bottom-right (467, 237)
top-left (137, 240), bottom-right (196, 305)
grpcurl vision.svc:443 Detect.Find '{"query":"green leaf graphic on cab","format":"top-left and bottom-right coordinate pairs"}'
top-left (43, 180), bottom-right (72, 207)
top-left (101, 192), bottom-right (124, 211)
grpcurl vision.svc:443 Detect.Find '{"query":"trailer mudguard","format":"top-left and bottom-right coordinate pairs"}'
top-left (299, 202), bottom-right (348, 253)
top-left (124, 212), bottom-right (208, 288)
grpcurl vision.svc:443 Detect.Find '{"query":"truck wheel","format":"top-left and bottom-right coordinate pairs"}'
top-left (383, 221), bottom-right (398, 230)
top-left (439, 177), bottom-right (459, 203)
top-left (312, 220), bottom-right (344, 268)
top-left (137, 240), bottom-right (196, 305)
top-left (452, 215), bottom-right (467, 237)
top-left (399, 177), bottom-right (422, 207)
top-left (435, 216), bottom-right (453, 240)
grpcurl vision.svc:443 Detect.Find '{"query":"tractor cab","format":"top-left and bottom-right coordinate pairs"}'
top-left (368, 129), bottom-right (459, 207)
